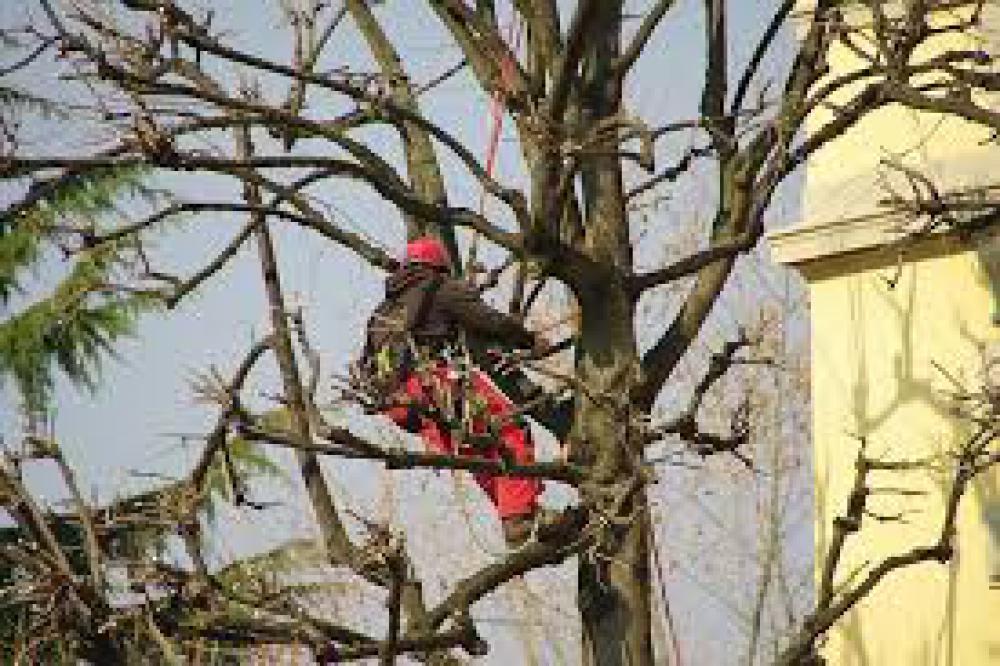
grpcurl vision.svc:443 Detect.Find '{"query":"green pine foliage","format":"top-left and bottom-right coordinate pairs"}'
top-left (0, 435), bottom-right (285, 660)
top-left (0, 220), bottom-right (39, 304)
top-left (198, 433), bottom-right (288, 527)
top-left (0, 517), bottom-right (90, 661)
top-left (0, 166), bottom-right (152, 301)
top-left (0, 259), bottom-right (157, 413)
top-left (0, 166), bottom-right (160, 412)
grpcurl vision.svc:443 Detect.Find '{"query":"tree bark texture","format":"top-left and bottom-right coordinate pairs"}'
top-left (565, 4), bottom-right (654, 663)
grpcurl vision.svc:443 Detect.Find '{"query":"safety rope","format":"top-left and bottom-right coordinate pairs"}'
top-left (478, 18), bottom-right (521, 215)
top-left (467, 11), bottom-right (523, 272)
top-left (452, 10), bottom-right (526, 559)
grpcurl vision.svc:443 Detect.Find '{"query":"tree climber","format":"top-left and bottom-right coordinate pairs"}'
top-left (359, 236), bottom-right (549, 546)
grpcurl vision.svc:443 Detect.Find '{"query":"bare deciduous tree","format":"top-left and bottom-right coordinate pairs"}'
top-left (1, 1), bottom-right (999, 664)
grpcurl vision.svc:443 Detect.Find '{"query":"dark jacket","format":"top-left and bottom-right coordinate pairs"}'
top-left (381, 263), bottom-right (535, 350)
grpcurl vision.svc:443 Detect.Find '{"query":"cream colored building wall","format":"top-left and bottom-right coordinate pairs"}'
top-left (801, 5), bottom-right (1000, 227)
top-left (772, 5), bottom-right (1000, 664)
top-left (805, 240), bottom-right (1000, 665)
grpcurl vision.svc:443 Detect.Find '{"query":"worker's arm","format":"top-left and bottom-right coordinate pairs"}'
top-left (437, 279), bottom-right (536, 349)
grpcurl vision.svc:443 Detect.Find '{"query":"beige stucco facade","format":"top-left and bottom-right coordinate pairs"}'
top-left (770, 6), bottom-right (1000, 664)
top-left (774, 230), bottom-right (1000, 665)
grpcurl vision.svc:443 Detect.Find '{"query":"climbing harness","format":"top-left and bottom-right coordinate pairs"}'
top-left (355, 273), bottom-right (443, 406)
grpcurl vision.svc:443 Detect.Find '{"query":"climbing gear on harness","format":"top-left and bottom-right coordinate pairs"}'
top-left (356, 273), bottom-right (443, 409)
top-left (501, 512), bottom-right (536, 547)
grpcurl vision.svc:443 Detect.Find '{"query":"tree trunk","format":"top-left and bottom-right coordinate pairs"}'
top-left (580, 510), bottom-right (653, 666)
top-left (567, 4), bottom-right (653, 662)
top-left (574, 282), bottom-right (653, 666)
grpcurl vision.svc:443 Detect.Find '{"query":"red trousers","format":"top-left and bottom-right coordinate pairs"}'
top-left (384, 364), bottom-right (542, 519)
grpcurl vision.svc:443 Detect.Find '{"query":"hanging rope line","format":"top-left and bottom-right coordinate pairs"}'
top-left (451, 10), bottom-right (530, 559)
top-left (478, 12), bottom-right (523, 217)
top-left (467, 10), bottom-right (524, 276)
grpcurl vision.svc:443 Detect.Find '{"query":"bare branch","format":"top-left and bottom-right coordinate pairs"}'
top-left (616, 0), bottom-right (680, 77)
top-left (730, 0), bottom-right (795, 116)
top-left (779, 421), bottom-right (998, 664)
top-left (625, 144), bottom-right (714, 201)
top-left (0, 37), bottom-right (57, 77)
top-left (629, 227), bottom-right (757, 295)
top-left (188, 335), bottom-right (274, 491)
top-left (50, 447), bottom-right (105, 591)
top-left (647, 334), bottom-right (758, 467)
top-left (425, 508), bottom-right (590, 629)
top-left (236, 421), bottom-right (585, 485)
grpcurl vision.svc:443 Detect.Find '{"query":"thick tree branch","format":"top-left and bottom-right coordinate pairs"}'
top-left (49, 447), bottom-right (105, 591)
top-left (701, 0), bottom-right (729, 142)
top-left (629, 228), bottom-right (758, 295)
top-left (646, 335), bottom-right (757, 467)
top-left (547, 0), bottom-right (602, 121)
top-left (425, 509), bottom-right (590, 630)
top-left (513, 0), bottom-right (562, 94)
top-left (346, 0), bottom-right (452, 248)
top-left (428, 0), bottom-right (530, 100)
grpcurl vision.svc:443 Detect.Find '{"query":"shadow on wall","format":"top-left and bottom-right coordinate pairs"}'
top-left (837, 608), bottom-right (872, 666)
top-left (830, 239), bottom-right (1000, 665)
top-left (863, 257), bottom-right (957, 432)
top-left (974, 230), bottom-right (1000, 589)
top-left (969, 231), bottom-right (1000, 664)
top-left (983, 490), bottom-right (1000, 588)
top-left (975, 401), bottom-right (1000, 663)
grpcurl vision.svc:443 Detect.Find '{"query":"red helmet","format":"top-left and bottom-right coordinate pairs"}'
top-left (405, 236), bottom-right (450, 269)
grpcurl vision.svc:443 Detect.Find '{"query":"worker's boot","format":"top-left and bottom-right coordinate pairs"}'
top-left (501, 508), bottom-right (565, 546)
top-left (502, 506), bottom-right (588, 546)
top-left (501, 511), bottom-right (538, 547)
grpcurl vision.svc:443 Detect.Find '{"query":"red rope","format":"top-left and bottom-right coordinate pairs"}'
top-left (477, 13), bottom-right (523, 216)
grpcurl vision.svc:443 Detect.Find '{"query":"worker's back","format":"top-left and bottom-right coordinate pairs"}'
top-left (368, 262), bottom-right (535, 354)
